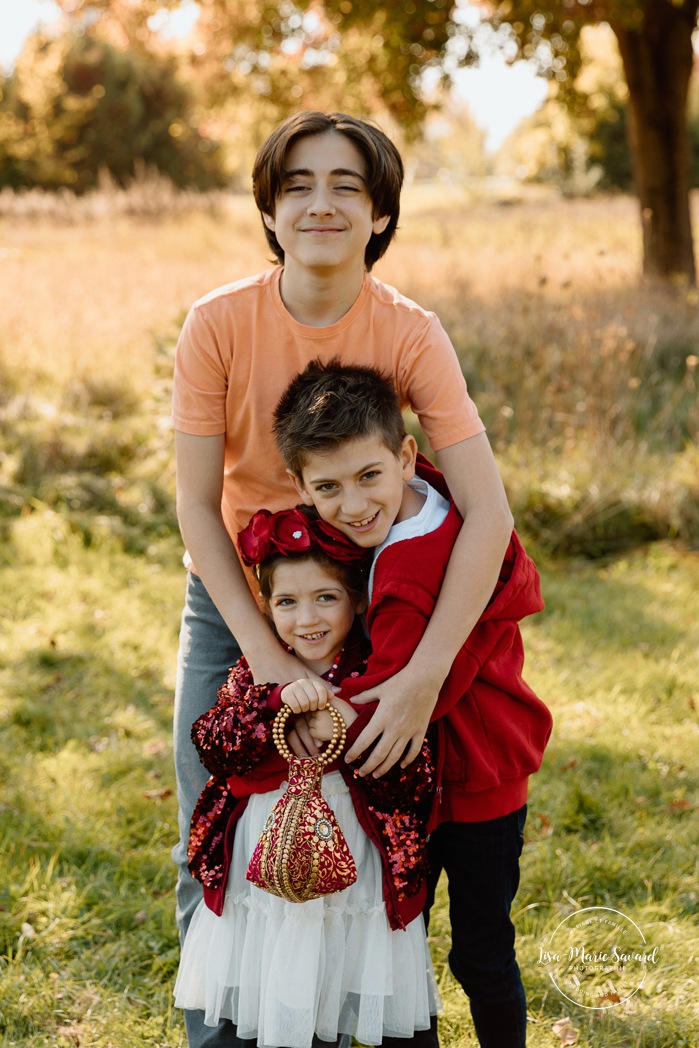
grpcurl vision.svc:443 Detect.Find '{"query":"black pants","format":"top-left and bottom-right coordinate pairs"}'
top-left (424, 806), bottom-right (528, 1048)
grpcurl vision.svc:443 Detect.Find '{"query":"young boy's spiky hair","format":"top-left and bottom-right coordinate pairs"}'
top-left (273, 358), bottom-right (407, 476)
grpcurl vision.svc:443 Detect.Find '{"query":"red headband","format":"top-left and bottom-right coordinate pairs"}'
top-left (237, 507), bottom-right (367, 568)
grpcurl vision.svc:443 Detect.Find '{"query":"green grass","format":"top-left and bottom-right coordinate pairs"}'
top-left (0, 512), bottom-right (184, 1046)
top-left (1, 509), bottom-right (697, 1046)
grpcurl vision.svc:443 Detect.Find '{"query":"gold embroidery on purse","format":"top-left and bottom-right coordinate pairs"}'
top-left (245, 704), bottom-right (358, 902)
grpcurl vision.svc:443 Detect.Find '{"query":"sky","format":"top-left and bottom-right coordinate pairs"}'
top-left (0, 0), bottom-right (61, 69)
top-left (449, 59), bottom-right (546, 151)
top-left (0, 0), bottom-right (547, 151)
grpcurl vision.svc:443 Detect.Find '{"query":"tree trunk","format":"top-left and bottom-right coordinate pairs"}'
top-left (612, 1), bottom-right (698, 283)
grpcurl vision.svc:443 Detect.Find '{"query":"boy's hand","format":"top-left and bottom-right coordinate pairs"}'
top-left (344, 666), bottom-right (438, 777)
top-left (281, 678), bottom-right (333, 714)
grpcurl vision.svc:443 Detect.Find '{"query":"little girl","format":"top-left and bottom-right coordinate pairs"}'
top-left (174, 507), bottom-right (440, 1048)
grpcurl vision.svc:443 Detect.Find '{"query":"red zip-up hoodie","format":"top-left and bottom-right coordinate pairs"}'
top-left (340, 456), bottom-right (552, 824)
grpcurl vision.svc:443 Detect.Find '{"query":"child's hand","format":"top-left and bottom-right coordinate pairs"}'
top-left (306, 708), bottom-right (335, 743)
top-left (308, 697), bottom-right (357, 743)
top-left (281, 678), bottom-right (332, 714)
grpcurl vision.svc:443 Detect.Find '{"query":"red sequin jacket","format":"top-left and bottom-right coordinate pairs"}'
top-left (188, 624), bottom-right (436, 932)
top-left (340, 456), bottom-right (553, 825)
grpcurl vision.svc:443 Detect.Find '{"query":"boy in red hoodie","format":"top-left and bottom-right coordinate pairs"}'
top-left (274, 359), bottom-right (553, 1048)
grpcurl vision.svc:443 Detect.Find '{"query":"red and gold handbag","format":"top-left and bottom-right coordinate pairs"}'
top-left (245, 704), bottom-right (358, 902)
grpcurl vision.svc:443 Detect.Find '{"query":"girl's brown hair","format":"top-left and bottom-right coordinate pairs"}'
top-left (257, 548), bottom-right (368, 615)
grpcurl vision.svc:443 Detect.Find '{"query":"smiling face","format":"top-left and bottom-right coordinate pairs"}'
top-left (267, 558), bottom-right (360, 675)
top-left (262, 132), bottom-right (390, 277)
top-left (292, 432), bottom-right (420, 549)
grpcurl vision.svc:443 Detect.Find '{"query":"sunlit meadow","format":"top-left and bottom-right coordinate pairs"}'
top-left (0, 183), bottom-right (697, 1046)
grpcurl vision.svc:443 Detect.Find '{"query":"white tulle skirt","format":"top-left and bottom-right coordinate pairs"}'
top-left (174, 771), bottom-right (440, 1047)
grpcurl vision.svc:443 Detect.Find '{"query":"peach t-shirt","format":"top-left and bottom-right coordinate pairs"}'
top-left (172, 267), bottom-right (484, 564)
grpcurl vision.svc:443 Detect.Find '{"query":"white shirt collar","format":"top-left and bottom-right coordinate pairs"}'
top-left (368, 477), bottom-right (450, 599)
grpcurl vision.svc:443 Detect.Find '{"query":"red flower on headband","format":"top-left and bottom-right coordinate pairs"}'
top-left (237, 509), bottom-right (275, 565)
top-left (238, 507), bottom-right (367, 567)
top-left (271, 508), bottom-right (313, 555)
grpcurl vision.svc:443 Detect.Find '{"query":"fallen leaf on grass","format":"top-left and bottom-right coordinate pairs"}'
top-left (535, 812), bottom-right (554, 836)
top-left (143, 787), bottom-right (172, 800)
top-left (552, 1017), bottom-right (579, 1044)
top-left (598, 992), bottom-right (622, 1004)
top-left (666, 799), bottom-right (691, 813)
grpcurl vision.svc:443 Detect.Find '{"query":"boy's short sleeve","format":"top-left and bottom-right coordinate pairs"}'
top-left (172, 303), bottom-right (229, 436)
top-left (399, 311), bottom-right (485, 452)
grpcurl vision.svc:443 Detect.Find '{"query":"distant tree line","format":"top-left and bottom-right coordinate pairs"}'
top-left (3, 20), bottom-right (697, 199)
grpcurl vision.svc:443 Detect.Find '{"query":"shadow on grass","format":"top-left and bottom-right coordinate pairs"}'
top-left (4, 642), bottom-right (175, 751)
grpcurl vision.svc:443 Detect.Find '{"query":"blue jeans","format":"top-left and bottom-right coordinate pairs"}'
top-left (172, 572), bottom-right (243, 1048)
top-left (424, 807), bottom-right (528, 1048)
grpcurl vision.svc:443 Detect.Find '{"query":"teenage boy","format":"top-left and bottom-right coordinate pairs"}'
top-left (273, 358), bottom-right (553, 1048)
top-left (172, 111), bottom-right (513, 1048)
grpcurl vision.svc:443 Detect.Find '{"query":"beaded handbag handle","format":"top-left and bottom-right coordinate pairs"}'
top-left (272, 703), bottom-right (347, 766)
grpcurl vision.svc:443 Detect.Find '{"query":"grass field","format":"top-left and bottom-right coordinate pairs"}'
top-left (0, 185), bottom-right (698, 1046)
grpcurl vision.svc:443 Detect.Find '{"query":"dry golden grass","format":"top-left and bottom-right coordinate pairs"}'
top-left (392, 184), bottom-right (641, 295)
top-left (0, 197), bottom-right (269, 392)
top-left (0, 184), bottom-right (689, 407)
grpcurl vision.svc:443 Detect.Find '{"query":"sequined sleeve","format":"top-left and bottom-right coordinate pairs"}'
top-left (191, 659), bottom-right (279, 777)
top-left (349, 730), bottom-right (436, 903)
top-left (187, 774), bottom-right (236, 889)
top-left (349, 729), bottom-right (435, 809)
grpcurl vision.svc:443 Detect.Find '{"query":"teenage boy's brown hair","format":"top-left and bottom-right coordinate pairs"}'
top-left (252, 111), bottom-right (404, 271)
top-left (273, 357), bottom-right (407, 478)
